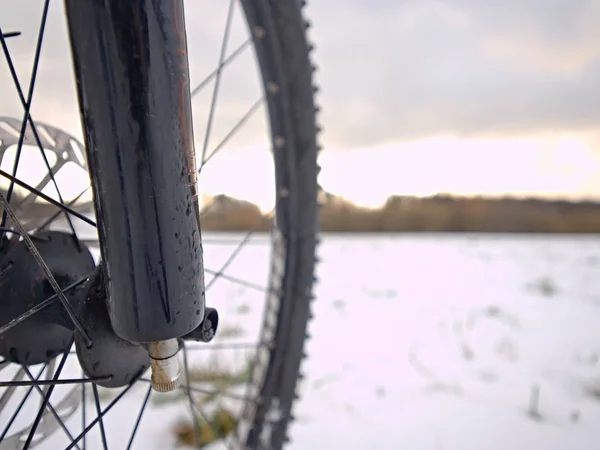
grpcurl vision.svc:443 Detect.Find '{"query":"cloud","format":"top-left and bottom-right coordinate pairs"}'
top-left (1, 0), bottom-right (599, 151)
top-left (306, 0), bottom-right (600, 147)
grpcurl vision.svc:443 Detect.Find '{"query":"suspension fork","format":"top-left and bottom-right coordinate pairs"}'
top-left (63, 0), bottom-right (205, 344)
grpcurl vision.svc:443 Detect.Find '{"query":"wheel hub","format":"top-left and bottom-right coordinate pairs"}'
top-left (74, 266), bottom-right (151, 388)
top-left (0, 231), bottom-right (94, 365)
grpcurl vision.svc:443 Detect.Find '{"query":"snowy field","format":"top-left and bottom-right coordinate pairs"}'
top-left (3, 233), bottom-right (600, 449)
top-left (294, 234), bottom-right (600, 450)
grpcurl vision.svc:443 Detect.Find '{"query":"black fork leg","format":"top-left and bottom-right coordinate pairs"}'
top-left (64, 0), bottom-right (205, 343)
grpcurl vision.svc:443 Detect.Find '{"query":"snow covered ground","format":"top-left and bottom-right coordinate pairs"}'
top-left (4, 233), bottom-right (600, 449)
top-left (293, 234), bottom-right (600, 450)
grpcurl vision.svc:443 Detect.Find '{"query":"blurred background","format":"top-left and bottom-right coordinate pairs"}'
top-left (2, 0), bottom-right (600, 449)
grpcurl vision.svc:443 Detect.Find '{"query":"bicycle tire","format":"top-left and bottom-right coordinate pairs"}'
top-left (235, 1), bottom-right (320, 447)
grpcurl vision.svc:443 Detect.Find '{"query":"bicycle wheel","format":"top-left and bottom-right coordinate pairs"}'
top-left (0, 0), bottom-right (319, 448)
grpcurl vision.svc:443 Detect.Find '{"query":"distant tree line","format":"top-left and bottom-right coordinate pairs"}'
top-left (200, 193), bottom-right (600, 233)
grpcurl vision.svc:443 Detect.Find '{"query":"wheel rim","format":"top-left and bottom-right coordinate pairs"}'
top-left (0, 0), bottom-right (315, 448)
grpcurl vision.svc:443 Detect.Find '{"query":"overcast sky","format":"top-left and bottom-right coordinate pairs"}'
top-left (307, 0), bottom-right (600, 148)
top-left (1, 1), bottom-right (600, 203)
top-left (3, 0), bottom-right (599, 146)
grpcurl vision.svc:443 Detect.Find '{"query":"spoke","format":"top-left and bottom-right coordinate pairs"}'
top-left (200, 237), bottom-right (270, 245)
top-left (126, 384), bottom-right (152, 450)
top-left (205, 267), bottom-right (268, 292)
top-left (22, 341), bottom-right (71, 449)
top-left (0, 275), bottom-right (90, 336)
top-left (199, 96), bottom-right (264, 171)
top-left (0, 191), bottom-right (93, 345)
top-left (0, 364), bottom-right (47, 442)
top-left (64, 370), bottom-right (144, 450)
top-left (39, 358), bottom-right (56, 399)
top-left (70, 341), bottom-right (265, 356)
top-left (199, 0), bottom-right (235, 166)
top-left (185, 341), bottom-right (267, 351)
top-left (182, 385), bottom-right (225, 445)
top-left (190, 38), bottom-right (251, 98)
top-left (1, 31), bottom-right (21, 39)
top-left (21, 364), bottom-right (82, 450)
top-left (37, 186), bottom-right (92, 232)
top-left (0, 168), bottom-right (96, 227)
top-left (204, 204), bottom-right (274, 291)
top-left (139, 377), bottom-right (258, 403)
top-left (182, 345), bottom-right (202, 448)
top-left (92, 384), bottom-right (108, 450)
top-left (0, 0), bottom-right (50, 238)
top-left (205, 228), bottom-right (256, 291)
top-left (81, 374), bottom-right (86, 450)
top-left (185, 384), bottom-right (259, 404)
top-left (0, 376), bottom-right (110, 387)
top-left (0, 226), bottom-right (23, 236)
